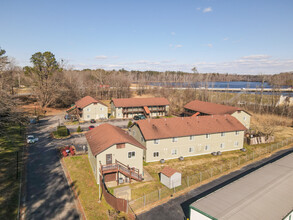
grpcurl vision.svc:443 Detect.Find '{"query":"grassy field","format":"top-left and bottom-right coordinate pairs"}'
top-left (63, 155), bottom-right (115, 220)
top-left (111, 113), bottom-right (293, 201)
top-left (0, 126), bottom-right (25, 220)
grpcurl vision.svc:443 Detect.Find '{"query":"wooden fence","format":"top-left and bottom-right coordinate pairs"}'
top-left (100, 176), bottom-right (128, 213)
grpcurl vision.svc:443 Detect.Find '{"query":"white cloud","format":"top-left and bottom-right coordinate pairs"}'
top-left (223, 37), bottom-right (229, 41)
top-left (72, 54), bottom-right (293, 74)
top-left (171, 32), bottom-right (176, 35)
top-left (196, 7), bottom-right (201, 11)
top-left (95, 55), bottom-right (108, 59)
top-left (194, 55), bottom-right (293, 74)
top-left (207, 43), bottom-right (213, 48)
top-left (203, 7), bottom-right (212, 13)
top-left (169, 44), bottom-right (183, 48)
top-left (242, 54), bottom-right (271, 60)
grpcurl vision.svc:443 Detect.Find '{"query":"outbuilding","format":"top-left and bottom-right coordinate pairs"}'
top-left (160, 167), bottom-right (181, 189)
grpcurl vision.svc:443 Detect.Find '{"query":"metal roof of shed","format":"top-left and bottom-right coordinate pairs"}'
top-left (190, 153), bottom-right (293, 220)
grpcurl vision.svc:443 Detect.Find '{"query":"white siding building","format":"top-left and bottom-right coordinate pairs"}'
top-left (130, 115), bottom-right (246, 163)
top-left (160, 167), bottom-right (181, 189)
top-left (189, 153), bottom-right (293, 220)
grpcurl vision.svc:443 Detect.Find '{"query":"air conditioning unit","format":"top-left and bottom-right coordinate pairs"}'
top-left (118, 177), bottom-right (124, 184)
top-left (240, 148), bottom-right (247, 152)
top-left (217, 151), bottom-right (222, 156)
top-left (179, 156), bottom-right (184, 161)
top-left (160, 159), bottom-right (165, 164)
top-left (211, 152), bottom-right (217, 156)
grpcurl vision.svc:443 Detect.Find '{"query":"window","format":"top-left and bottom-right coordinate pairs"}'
top-left (234, 141), bottom-right (239, 146)
top-left (235, 131), bottom-right (239, 135)
top-left (128, 151), bottom-right (135, 158)
top-left (153, 152), bottom-right (159, 157)
top-left (87, 115), bottom-right (90, 118)
top-left (172, 137), bottom-right (178, 142)
top-left (87, 108), bottom-right (90, 111)
top-left (171, 149), bottom-right (177, 155)
top-left (118, 113), bottom-right (121, 117)
top-left (221, 132), bottom-right (225, 137)
top-left (141, 137), bottom-right (144, 142)
top-left (100, 107), bottom-right (103, 111)
top-left (243, 116), bottom-right (247, 121)
top-left (132, 130), bottom-right (136, 136)
top-left (189, 147), bottom-right (194, 153)
top-left (206, 134), bottom-right (210, 139)
top-left (189, 136), bottom-right (194, 141)
top-left (220, 143), bottom-right (224, 149)
top-left (154, 139), bottom-right (159, 144)
top-left (204, 145), bottom-right (210, 151)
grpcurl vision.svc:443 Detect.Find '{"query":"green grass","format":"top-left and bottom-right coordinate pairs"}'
top-left (0, 125), bottom-right (26, 220)
top-left (63, 155), bottom-right (114, 220)
top-left (64, 121), bottom-right (80, 125)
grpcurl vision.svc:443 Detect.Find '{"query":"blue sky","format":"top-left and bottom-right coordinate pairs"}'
top-left (1, 0), bottom-right (293, 74)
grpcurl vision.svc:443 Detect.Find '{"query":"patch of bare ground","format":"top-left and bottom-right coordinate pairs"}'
top-left (21, 104), bottom-right (65, 116)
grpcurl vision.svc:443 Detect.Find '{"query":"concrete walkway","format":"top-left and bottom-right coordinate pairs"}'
top-left (24, 115), bottom-right (80, 220)
top-left (137, 147), bottom-right (293, 220)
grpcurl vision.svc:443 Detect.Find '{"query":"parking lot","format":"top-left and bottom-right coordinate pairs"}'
top-left (65, 119), bottom-right (132, 133)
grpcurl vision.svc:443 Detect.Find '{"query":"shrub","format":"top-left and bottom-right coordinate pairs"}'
top-left (127, 120), bottom-right (133, 128)
top-left (76, 126), bottom-right (82, 133)
top-left (56, 125), bottom-right (69, 137)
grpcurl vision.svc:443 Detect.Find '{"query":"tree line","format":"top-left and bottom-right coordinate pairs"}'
top-left (0, 48), bottom-right (292, 133)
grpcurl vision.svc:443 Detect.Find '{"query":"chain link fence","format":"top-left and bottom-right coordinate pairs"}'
top-left (129, 137), bottom-right (293, 211)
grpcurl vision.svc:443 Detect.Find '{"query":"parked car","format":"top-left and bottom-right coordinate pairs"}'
top-left (134, 115), bottom-right (146, 120)
top-left (64, 114), bottom-right (71, 120)
top-left (89, 125), bottom-right (95, 130)
top-left (90, 119), bottom-right (96, 123)
top-left (27, 135), bottom-right (39, 144)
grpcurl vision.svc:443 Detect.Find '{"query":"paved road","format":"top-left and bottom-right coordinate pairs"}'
top-left (137, 147), bottom-right (293, 220)
top-left (25, 115), bottom-right (80, 220)
top-left (65, 119), bottom-right (131, 133)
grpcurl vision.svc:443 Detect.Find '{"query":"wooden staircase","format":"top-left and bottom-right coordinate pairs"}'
top-left (100, 160), bottom-right (143, 182)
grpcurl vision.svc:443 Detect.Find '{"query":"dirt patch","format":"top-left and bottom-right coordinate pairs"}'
top-left (21, 104), bottom-right (65, 116)
top-left (132, 94), bottom-right (155, 98)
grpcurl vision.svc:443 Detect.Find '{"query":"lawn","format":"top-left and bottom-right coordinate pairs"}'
top-left (0, 125), bottom-right (25, 220)
top-left (63, 155), bottom-right (115, 220)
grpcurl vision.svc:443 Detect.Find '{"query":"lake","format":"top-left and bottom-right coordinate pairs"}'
top-left (149, 81), bottom-right (280, 89)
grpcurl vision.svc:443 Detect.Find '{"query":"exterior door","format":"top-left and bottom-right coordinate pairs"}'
top-left (106, 154), bottom-right (112, 165)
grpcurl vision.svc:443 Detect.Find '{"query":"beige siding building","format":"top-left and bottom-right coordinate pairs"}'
top-left (130, 115), bottom-right (246, 163)
top-left (86, 123), bottom-right (145, 184)
top-left (111, 97), bottom-right (170, 119)
top-left (184, 99), bottom-right (251, 129)
top-left (67, 96), bottom-right (108, 121)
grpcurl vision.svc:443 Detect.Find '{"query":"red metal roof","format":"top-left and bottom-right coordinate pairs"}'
top-left (184, 100), bottom-right (250, 115)
top-left (85, 123), bottom-right (146, 156)
top-left (160, 167), bottom-right (180, 177)
top-left (134, 115), bottom-right (246, 140)
top-left (75, 96), bottom-right (107, 109)
top-left (112, 97), bottom-right (169, 108)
